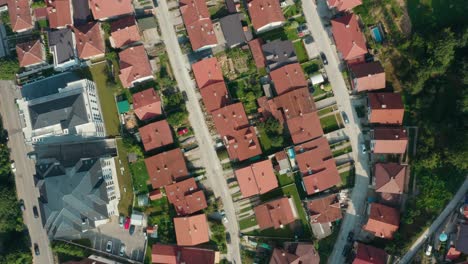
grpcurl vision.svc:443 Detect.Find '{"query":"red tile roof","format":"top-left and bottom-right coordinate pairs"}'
top-left (363, 203), bottom-right (400, 239)
top-left (74, 22), bottom-right (105, 59)
top-left (179, 0), bottom-right (217, 51)
top-left (372, 127), bottom-right (408, 154)
top-left (145, 149), bottom-right (189, 189)
top-left (34, 7), bottom-right (48, 19)
top-left (47, 0), bottom-right (73, 29)
top-left (331, 14), bottom-right (367, 61)
top-left (110, 15), bottom-right (141, 48)
top-left (199, 82), bottom-right (230, 112)
top-left (139, 120), bottom-right (174, 152)
top-left (350, 61), bottom-right (385, 92)
top-left (149, 189), bottom-right (164, 200)
top-left (254, 197), bottom-right (297, 230)
top-left (327, 0), bottom-right (362, 11)
top-left (165, 178), bottom-right (207, 216)
top-left (353, 243), bottom-right (388, 264)
top-left (374, 163), bottom-right (406, 195)
top-left (88, 0), bottom-right (133, 20)
top-left (368, 93), bottom-right (404, 124)
top-left (446, 246), bottom-right (461, 261)
top-left (287, 112), bottom-right (323, 144)
top-left (248, 38), bottom-right (266, 68)
top-left (270, 243), bottom-right (320, 264)
top-left (192, 58), bottom-right (224, 89)
top-left (247, 0), bottom-right (285, 32)
top-left (212, 103), bottom-right (262, 161)
top-left (174, 214), bottom-right (210, 246)
top-left (16, 39), bottom-right (45, 67)
top-left (119, 45), bottom-right (153, 88)
top-left (307, 194), bottom-right (342, 224)
top-left (151, 244), bottom-right (217, 264)
top-left (7, 0), bottom-right (33, 32)
top-left (235, 159), bottom-right (278, 198)
top-left (132, 88), bottom-right (162, 121)
top-left (295, 137), bottom-right (341, 194)
top-left (270, 63), bottom-right (308, 95)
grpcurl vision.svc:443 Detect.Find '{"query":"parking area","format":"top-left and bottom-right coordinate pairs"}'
top-left (85, 216), bottom-right (147, 262)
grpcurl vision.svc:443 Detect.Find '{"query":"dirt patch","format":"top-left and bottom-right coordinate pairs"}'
top-left (217, 54), bottom-right (250, 80)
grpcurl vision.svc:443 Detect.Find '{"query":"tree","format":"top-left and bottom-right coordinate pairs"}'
top-left (0, 58), bottom-right (19, 80)
top-left (259, 117), bottom-right (285, 148)
top-left (52, 241), bottom-right (90, 257)
top-left (0, 187), bottom-right (23, 232)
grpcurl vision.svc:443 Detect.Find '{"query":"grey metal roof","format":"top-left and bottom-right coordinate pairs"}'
top-left (28, 92), bottom-right (88, 130)
top-left (220, 14), bottom-right (246, 48)
top-left (457, 224), bottom-right (468, 253)
top-left (21, 72), bottom-right (81, 100)
top-left (262, 40), bottom-right (297, 70)
top-left (48, 28), bottom-right (75, 65)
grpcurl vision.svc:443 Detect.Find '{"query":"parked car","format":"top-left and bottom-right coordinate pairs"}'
top-left (360, 143), bottom-right (367, 154)
top-left (119, 244), bottom-right (126, 256)
top-left (304, 35), bottom-right (314, 44)
top-left (425, 245), bottom-right (433, 256)
top-left (342, 244), bottom-right (351, 257)
top-left (225, 233), bottom-right (231, 244)
top-left (34, 243), bottom-right (40, 256)
top-left (129, 225), bottom-right (135, 235)
top-left (320, 52), bottom-right (328, 65)
top-left (177, 127), bottom-right (189, 136)
top-left (33, 206), bottom-right (39, 218)
top-left (347, 231), bottom-right (354, 242)
top-left (222, 216), bottom-right (228, 224)
top-left (124, 217), bottom-right (131, 230)
top-left (19, 199), bottom-right (25, 211)
top-left (119, 216), bottom-right (125, 228)
top-left (106, 241), bottom-right (113, 253)
top-left (341, 111), bottom-right (349, 124)
top-left (10, 162), bottom-right (16, 173)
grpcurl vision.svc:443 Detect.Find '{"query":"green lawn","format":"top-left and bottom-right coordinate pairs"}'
top-left (277, 173), bottom-right (294, 186)
top-left (332, 146), bottom-right (352, 157)
top-left (116, 138), bottom-right (134, 216)
top-left (301, 59), bottom-right (320, 76)
top-left (285, 27), bottom-right (299, 41)
top-left (320, 115), bottom-right (340, 133)
top-left (239, 215), bottom-right (258, 230)
top-left (339, 167), bottom-right (355, 188)
top-left (129, 160), bottom-right (150, 194)
top-left (89, 62), bottom-right (121, 136)
top-left (293, 41), bottom-right (308, 63)
top-left (257, 126), bottom-right (273, 152)
top-left (318, 106), bottom-right (335, 117)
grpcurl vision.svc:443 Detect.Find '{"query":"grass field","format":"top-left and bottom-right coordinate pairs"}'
top-left (320, 115), bottom-right (340, 133)
top-left (116, 138), bottom-right (134, 216)
top-left (277, 173), bottom-right (294, 186)
top-left (129, 160), bottom-right (150, 194)
top-left (318, 106), bottom-right (335, 117)
top-left (339, 167), bottom-right (355, 188)
top-left (293, 41), bottom-right (308, 63)
top-left (257, 126), bottom-right (273, 152)
top-left (239, 215), bottom-right (258, 230)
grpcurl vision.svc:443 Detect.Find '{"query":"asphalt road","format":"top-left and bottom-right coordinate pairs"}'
top-left (154, 2), bottom-right (242, 263)
top-left (0, 81), bottom-right (54, 264)
top-left (301, 1), bottom-right (371, 262)
top-left (398, 178), bottom-right (468, 264)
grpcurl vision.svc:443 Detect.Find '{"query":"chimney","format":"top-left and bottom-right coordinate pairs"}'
top-left (381, 104), bottom-right (387, 108)
top-left (346, 24), bottom-right (350, 28)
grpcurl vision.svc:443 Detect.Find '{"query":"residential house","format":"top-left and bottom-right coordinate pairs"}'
top-left (456, 224), bottom-right (468, 254)
top-left (331, 14), bottom-right (367, 64)
top-left (350, 61), bottom-right (385, 92)
top-left (287, 112), bottom-right (323, 144)
top-left (247, 0), bottom-right (285, 33)
top-left (363, 203), bottom-right (400, 239)
top-left (179, 0), bottom-right (217, 51)
top-left (88, 0), bottom-right (134, 21)
top-left (174, 214), bottom-right (210, 246)
top-left (138, 120), bottom-right (173, 152)
top-left (270, 63), bottom-right (308, 95)
top-left (151, 244), bottom-right (219, 264)
top-left (149, 189), bottom-right (164, 200)
top-left (73, 22), bottom-right (105, 60)
top-left (48, 28), bottom-right (78, 71)
top-left (165, 178), bottom-right (207, 216)
top-left (199, 82), bottom-right (230, 113)
top-left (371, 127), bottom-right (408, 154)
top-left (118, 45), bottom-right (154, 88)
top-left (212, 103), bottom-right (262, 161)
top-left (353, 243), bottom-right (388, 264)
top-left (7, 0), bottom-right (34, 32)
top-left (374, 163), bottom-right (406, 204)
top-left (273, 150), bottom-right (291, 174)
top-left (144, 149), bottom-right (189, 189)
top-left (235, 159), bottom-right (278, 198)
top-left (254, 197), bottom-right (298, 230)
top-left (0, 0), bottom-right (8, 12)
top-left (192, 57), bottom-right (224, 89)
top-left (326, 0), bottom-right (362, 12)
top-left (368, 93), bottom-right (404, 124)
top-left (16, 39), bottom-right (46, 68)
top-left (17, 79), bottom-right (105, 143)
top-left (110, 15), bottom-right (141, 49)
top-left (46, 0), bottom-right (73, 29)
top-left (294, 137), bottom-right (341, 194)
top-left (220, 13), bottom-right (246, 48)
top-left (262, 40), bottom-right (297, 70)
top-left (248, 38), bottom-right (266, 68)
top-left (72, 0), bottom-right (91, 25)
top-left (132, 88), bottom-right (162, 121)
top-left (34, 7), bottom-right (48, 21)
top-left (306, 194), bottom-right (342, 225)
top-left (270, 243), bottom-right (320, 264)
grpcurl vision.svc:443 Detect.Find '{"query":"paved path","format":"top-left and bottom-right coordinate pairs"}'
top-left (154, 2), bottom-right (241, 263)
top-left (301, 1), bottom-right (371, 262)
top-left (398, 178), bottom-right (468, 264)
top-left (0, 81), bottom-right (54, 264)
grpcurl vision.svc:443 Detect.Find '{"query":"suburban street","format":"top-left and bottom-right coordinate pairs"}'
top-left (0, 81), bottom-right (54, 264)
top-left (154, 2), bottom-right (242, 263)
top-left (398, 178), bottom-right (468, 264)
top-left (301, 0), bottom-right (371, 262)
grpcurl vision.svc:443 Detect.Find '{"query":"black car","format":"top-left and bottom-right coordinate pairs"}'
top-left (33, 206), bottom-right (39, 218)
top-left (341, 111), bottom-right (349, 124)
top-left (225, 233), bottom-right (231, 244)
top-left (34, 243), bottom-right (40, 256)
top-left (320, 52), bottom-right (328, 65)
top-left (129, 225), bottom-right (135, 235)
top-left (342, 244), bottom-right (351, 257)
top-left (347, 231), bottom-right (354, 242)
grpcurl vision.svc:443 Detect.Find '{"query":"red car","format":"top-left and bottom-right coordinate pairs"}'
top-left (124, 217), bottom-right (131, 229)
top-left (177, 127), bottom-right (189, 135)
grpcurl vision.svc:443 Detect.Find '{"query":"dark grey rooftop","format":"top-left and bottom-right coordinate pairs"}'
top-left (262, 40), bottom-right (297, 70)
top-left (220, 14), bottom-right (246, 48)
top-left (72, 0), bottom-right (91, 25)
top-left (457, 224), bottom-right (468, 254)
top-left (28, 92), bottom-right (88, 130)
top-left (21, 72), bottom-right (81, 100)
top-left (48, 28), bottom-right (75, 65)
